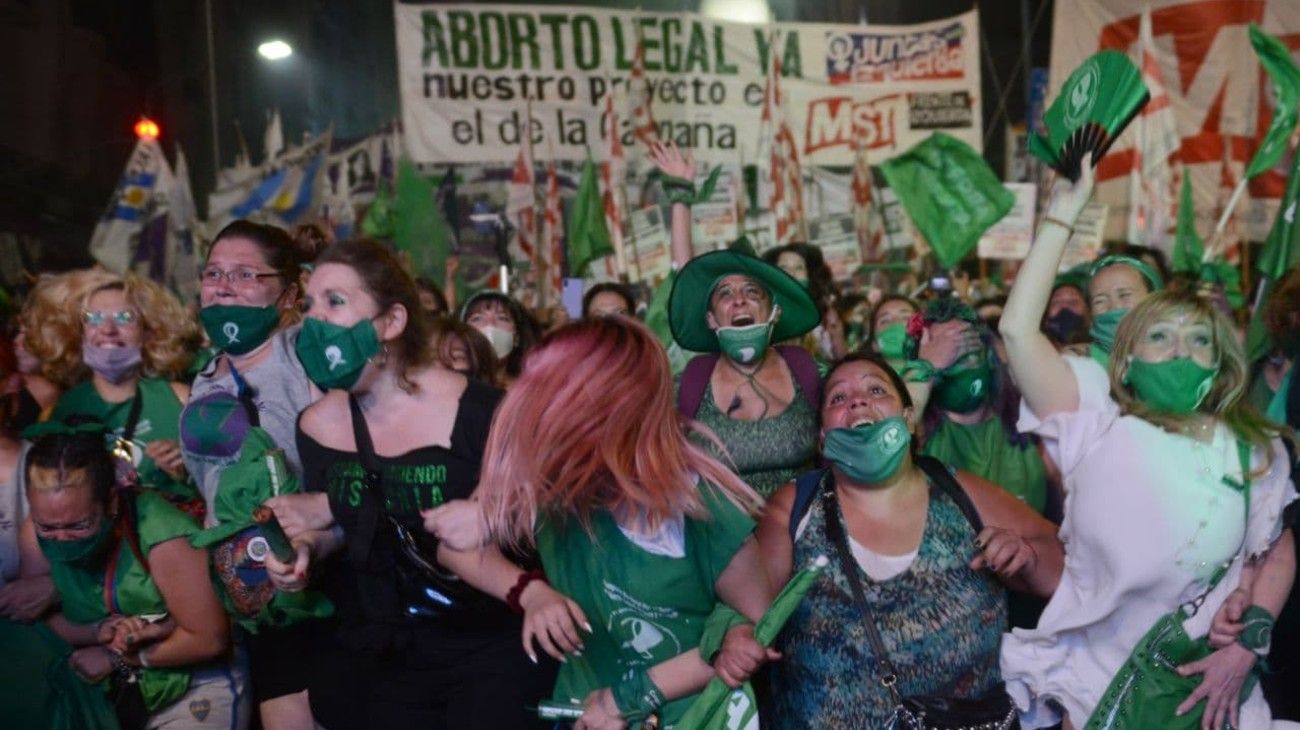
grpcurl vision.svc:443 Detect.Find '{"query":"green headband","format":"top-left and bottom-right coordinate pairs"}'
top-left (1088, 255), bottom-right (1164, 293)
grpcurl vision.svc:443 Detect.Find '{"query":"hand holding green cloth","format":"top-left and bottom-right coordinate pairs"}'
top-left (880, 133), bottom-right (1013, 269)
top-left (675, 556), bottom-right (828, 730)
top-left (0, 619), bottom-right (119, 730)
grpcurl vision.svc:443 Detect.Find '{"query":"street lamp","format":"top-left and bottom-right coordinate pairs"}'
top-left (258, 40), bottom-right (293, 61)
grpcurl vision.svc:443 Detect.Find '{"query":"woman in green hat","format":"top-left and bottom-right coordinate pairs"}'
top-left (650, 142), bottom-right (823, 498)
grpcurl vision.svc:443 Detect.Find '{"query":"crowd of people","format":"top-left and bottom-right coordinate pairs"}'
top-left (0, 142), bottom-right (1296, 730)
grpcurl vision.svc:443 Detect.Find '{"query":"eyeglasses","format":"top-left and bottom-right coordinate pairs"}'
top-left (82, 309), bottom-right (138, 328)
top-left (200, 267), bottom-right (281, 286)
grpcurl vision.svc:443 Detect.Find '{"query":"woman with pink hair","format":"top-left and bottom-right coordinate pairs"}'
top-left (430, 315), bottom-right (778, 729)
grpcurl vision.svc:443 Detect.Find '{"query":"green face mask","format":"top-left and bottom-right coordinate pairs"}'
top-left (200, 305), bottom-right (281, 355)
top-left (822, 416), bottom-right (912, 484)
top-left (875, 323), bottom-right (909, 360)
top-left (38, 517), bottom-right (114, 567)
top-left (1123, 356), bottom-right (1217, 414)
top-left (715, 307), bottom-right (778, 365)
top-left (1088, 308), bottom-right (1128, 354)
top-left (793, 276), bottom-right (810, 289)
top-left (296, 317), bottom-right (382, 391)
top-left (933, 361), bottom-right (993, 414)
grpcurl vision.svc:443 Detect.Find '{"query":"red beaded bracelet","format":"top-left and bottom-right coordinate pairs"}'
top-left (506, 569), bottom-right (548, 614)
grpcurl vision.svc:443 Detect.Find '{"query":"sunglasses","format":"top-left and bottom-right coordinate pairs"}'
top-left (82, 310), bottom-right (138, 328)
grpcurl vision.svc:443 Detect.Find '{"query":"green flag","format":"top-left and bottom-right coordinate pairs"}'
top-left (1245, 146), bottom-right (1300, 361)
top-left (676, 557), bottom-right (828, 730)
top-left (360, 181), bottom-right (395, 239)
top-left (1259, 150), bottom-right (1300, 280)
top-left (880, 133), bottom-right (1014, 269)
top-left (394, 158), bottom-right (453, 281)
top-left (568, 154), bottom-right (615, 278)
top-left (1172, 174), bottom-right (1203, 274)
top-left (1246, 24), bottom-right (1300, 179)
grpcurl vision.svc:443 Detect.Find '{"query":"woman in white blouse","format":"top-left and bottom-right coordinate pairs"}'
top-left (998, 156), bottom-right (1296, 730)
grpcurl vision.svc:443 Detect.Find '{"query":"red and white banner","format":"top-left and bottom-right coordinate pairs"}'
top-left (1050, 0), bottom-right (1300, 243)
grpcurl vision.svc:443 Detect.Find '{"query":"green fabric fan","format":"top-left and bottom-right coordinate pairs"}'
top-left (1031, 51), bottom-right (1151, 181)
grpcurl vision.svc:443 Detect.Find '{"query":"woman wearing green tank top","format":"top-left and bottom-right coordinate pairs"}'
top-left (26, 270), bottom-right (202, 517)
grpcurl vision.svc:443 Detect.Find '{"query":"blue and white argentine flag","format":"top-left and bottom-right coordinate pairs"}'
top-left (208, 132), bottom-right (331, 231)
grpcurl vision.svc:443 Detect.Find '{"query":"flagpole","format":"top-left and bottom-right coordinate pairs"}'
top-left (1204, 178), bottom-right (1247, 262)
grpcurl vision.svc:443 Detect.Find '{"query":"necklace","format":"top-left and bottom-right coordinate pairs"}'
top-left (720, 353), bottom-right (789, 420)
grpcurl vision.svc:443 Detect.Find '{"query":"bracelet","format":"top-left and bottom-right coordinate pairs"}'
top-left (611, 667), bottom-right (666, 723)
top-left (900, 359), bottom-right (938, 383)
top-left (506, 569), bottom-right (548, 615)
top-left (659, 166), bottom-right (723, 207)
top-left (1238, 605), bottom-right (1275, 655)
top-left (1041, 216), bottom-right (1075, 235)
top-left (661, 175), bottom-right (697, 206)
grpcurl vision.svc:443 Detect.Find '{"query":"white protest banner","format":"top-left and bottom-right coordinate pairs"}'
top-left (1061, 201), bottom-right (1109, 271)
top-left (395, 3), bottom-right (982, 166)
top-left (692, 166), bottom-right (741, 250)
top-left (627, 206), bottom-right (672, 282)
top-left (1049, 0), bottom-right (1300, 242)
top-left (978, 182), bottom-right (1036, 260)
top-left (808, 214), bottom-right (862, 281)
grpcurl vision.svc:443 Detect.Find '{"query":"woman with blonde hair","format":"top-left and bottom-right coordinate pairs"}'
top-left (999, 157), bottom-right (1296, 730)
top-left (25, 270), bottom-right (202, 515)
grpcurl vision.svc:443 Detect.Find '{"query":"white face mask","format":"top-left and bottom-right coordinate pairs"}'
top-left (476, 325), bottom-right (515, 360)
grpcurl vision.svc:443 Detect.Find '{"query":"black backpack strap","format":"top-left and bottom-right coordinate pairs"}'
top-left (775, 345), bottom-right (822, 411)
top-left (788, 468), bottom-right (827, 542)
top-left (677, 353), bottom-right (721, 418)
top-left (914, 455), bottom-right (984, 535)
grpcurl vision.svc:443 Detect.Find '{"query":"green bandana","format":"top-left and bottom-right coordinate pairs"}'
top-left (933, 362), bottom-right (993, 414)
top-left (875, 323), bottom-right (909, 360)
top-left (1124, 356), bottom-right (1217, 414)
top-left (38, 518), bottom-right (113, 567)
top-left (715, 307), bottom-right (778, 365)
top-left (296, 317), bottom-right (381, 391)
top-left (200, 304), bottom-right (280, 355)
top-left (822, 416), bottom-right (912, 484)
top-left (1088, 307), bottom-right (1128, 354)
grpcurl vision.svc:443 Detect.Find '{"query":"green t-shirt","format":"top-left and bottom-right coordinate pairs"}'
top-left (922, 417), bottom-right (1048, 514)
top-left (535, 482), bottom-right (756, 728)
top-left (51, 378), bottom-right (202, 509)
top-left (46, 491), bottom-right (197, 712)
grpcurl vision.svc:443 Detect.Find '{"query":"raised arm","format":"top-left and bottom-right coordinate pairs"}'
top-left (647, 141), bottom-right (698, 268)
top-left (998, 155), bottom-right (1095, 419)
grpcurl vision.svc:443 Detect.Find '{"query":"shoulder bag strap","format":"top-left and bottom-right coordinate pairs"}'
top-left (346, 393), bottom-right (384, 568)
top-left (787, 468), bottom-right (826, 542)
top-left (914, 455), bottom-right (984, 534)
top-left (226, 359), bottom-right (261, 428)
top-left (819, 470), bottom-right (904, 705)
top-left (776, 345), bottom-right (822, 410)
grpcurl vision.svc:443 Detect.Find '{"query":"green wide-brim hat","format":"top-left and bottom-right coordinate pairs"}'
top-left (668, 250), bottom-right (821, 353)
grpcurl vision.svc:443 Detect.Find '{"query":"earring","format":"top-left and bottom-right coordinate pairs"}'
top-left (375, 344), bottom-right (390, 368)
